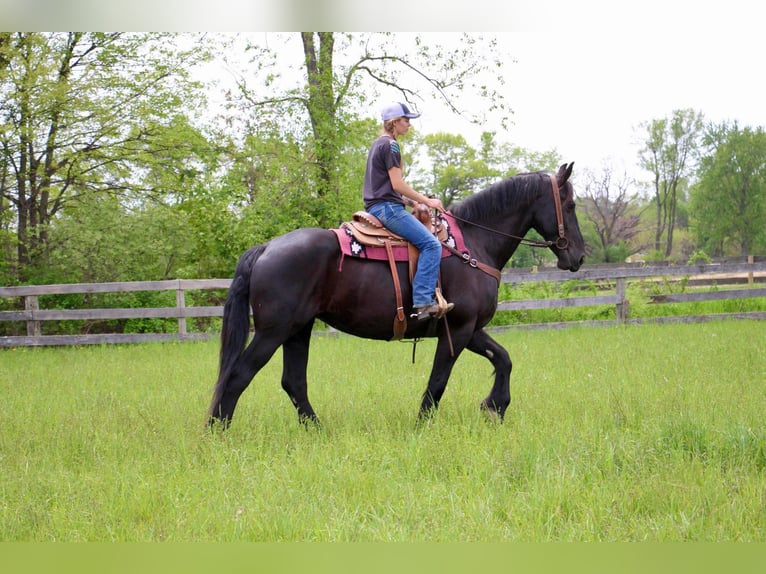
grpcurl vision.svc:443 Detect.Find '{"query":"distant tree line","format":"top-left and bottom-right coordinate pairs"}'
top-left (580, 109), bottom-right (766, 263)
top-left (1, 33), bottom-right (764, 289)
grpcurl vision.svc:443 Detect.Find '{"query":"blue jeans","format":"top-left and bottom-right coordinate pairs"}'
top-left (367, 202), bottom-right (442, 308)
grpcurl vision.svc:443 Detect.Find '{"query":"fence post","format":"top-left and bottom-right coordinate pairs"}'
top-left (176, 282), bottom-right (187, 336)
top-left (615, 277), bottom-right (629, 324)
top-left (748, 255), bottom-right (754, 286)
top-left (25, 295), bottom-right (41, 336)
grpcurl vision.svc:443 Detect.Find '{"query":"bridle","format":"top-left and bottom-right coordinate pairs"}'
top-left (548, 174), bottom-right (570, 250)
top-left (435, 172), bottom-right (572, 285)
top-left (447, 172), bottom-right (570, 250)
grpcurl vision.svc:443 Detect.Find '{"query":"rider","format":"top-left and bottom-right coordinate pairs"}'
top-left (362, 101), bottom-right (454, 321)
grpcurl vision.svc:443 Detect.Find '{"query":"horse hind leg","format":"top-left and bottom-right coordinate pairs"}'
top-left (280, 320), bottom-right (319, 426)
top-left (209, 332), bottom-right (283, 428)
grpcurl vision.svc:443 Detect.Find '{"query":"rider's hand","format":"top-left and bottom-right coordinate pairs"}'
top-left (424, 197), bottom-right (445, 213)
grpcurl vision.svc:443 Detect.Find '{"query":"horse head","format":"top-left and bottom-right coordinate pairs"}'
top-left (536, 162), bottom-right (586, 272)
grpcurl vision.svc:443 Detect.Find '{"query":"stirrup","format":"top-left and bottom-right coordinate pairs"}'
top-left (410, 301), bottom-right (454, 321)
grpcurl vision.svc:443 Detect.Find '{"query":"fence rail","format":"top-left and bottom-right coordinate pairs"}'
top-left (1, 261), bottom-right (765, 347)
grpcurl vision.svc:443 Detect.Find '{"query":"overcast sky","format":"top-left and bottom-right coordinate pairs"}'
top-left (6, 1), bottom-right (764, 182)
top-left (413, 18), bottom-right (765, 180)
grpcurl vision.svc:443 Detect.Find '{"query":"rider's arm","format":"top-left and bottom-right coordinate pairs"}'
top-left (388, 165), bottom-right (445, 212)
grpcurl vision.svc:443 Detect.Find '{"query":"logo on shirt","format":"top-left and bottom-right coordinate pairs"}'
top-left (389, 140), bottom-right (401, 156)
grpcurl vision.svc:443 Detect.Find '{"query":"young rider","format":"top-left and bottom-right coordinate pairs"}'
top-left (362, 102), bottom-right (454, 321)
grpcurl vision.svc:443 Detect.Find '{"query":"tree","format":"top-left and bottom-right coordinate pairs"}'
top-left (46, 194), bottom-right (195, 284)
top-left (482, 137), bottom-right (561, 178)
top-left (226, 33), bottom-right (509, 228)
top-left (637, 108), bottom-right (704, 258)
top-left (411, 132), bottom-right (498, 206)
top-left (410, 129), bottom-right (561, 209)
top-left (0, 32), bottom-right (210, 282)
top-left (690, 121), bottom-right (766, 257)
top-left (579, 164), bottom-right (646, 262)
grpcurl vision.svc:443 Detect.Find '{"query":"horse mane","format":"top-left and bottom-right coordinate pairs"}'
top-left (450, 172), bottom-right (545, 221)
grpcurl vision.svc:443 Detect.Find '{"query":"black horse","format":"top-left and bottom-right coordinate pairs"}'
top-left (209, 162), bottom-right (585, 427)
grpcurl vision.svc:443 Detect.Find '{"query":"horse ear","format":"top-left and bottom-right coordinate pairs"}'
top-left (557, 162), bottom-right (574, 185)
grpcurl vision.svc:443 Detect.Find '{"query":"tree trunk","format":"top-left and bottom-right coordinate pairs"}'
top-left (653, 176), bottom-right (664, 253)
top-left (301, 32), bottom-right (340, 219)
top-left (665, 182), bottom-right (677, 257)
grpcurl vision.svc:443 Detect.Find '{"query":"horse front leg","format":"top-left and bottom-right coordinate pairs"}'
top-left (466, 328), bottom-right (512, 421)
top-left (418, 333), bottom-right (467, 421)
top-left (281, 320), bottom-right (319, 426)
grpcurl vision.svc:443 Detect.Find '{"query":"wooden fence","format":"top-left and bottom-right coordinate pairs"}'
top-left (1, 260), bottom-right (765, 347)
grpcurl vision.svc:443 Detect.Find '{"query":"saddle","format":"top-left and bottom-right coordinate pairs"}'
top-left (344, 204), bottom-right (444, 244)
top-left (340, 205), bottom-right (450, 340)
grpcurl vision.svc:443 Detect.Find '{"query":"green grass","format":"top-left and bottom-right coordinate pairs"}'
top-left (1, 321), bottom-right (765, 541)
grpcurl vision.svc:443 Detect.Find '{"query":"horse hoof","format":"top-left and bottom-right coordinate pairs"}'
top-left (298, 413), bottom-right (321, 429)
top-left (207, 417), bottom-right (231, 433)
top-left (480, 399), bottom-right (504, 423)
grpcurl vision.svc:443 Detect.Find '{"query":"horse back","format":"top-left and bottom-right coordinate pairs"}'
top-left (252, 228), bottom-right (341, 287)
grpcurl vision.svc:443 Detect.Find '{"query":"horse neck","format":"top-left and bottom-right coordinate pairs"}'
top-left (457, 184), bottom-right (537, 269)
top-left (463, 217), bottom-right (532, 270)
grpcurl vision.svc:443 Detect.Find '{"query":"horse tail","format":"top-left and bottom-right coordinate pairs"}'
top-left (209, 243), bottom-right (266, 417)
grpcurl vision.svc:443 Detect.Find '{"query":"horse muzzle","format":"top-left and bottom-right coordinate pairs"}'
top-left (557, 252), bottom-right (584, 272)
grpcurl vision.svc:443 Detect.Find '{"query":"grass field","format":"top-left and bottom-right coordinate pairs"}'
top-left (1, 320), bottom-right (765, 541)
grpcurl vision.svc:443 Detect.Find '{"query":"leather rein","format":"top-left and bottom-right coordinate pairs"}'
top-left (440, 173), bottom-right (570, 283)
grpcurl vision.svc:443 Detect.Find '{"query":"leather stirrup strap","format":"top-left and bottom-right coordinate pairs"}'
top-left (384, 239), bottom-right (407, 340)
top-left (435, 278), bottom-right (455, 357)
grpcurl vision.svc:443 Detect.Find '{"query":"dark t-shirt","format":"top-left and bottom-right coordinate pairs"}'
top-left (362, 135), bottom-right (404, 209)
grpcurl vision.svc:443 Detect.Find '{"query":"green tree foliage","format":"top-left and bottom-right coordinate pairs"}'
top-left (689, 121), bottom-right (766, 256)
top-left (638, 108), bottom-right (704, 258)
top-left (10, 31), bottom-right (764, 292)
top-left (484, 138), bottom-right (561, 177)
top-left (224, 33), bottom-right (509, 230)
top-left (411, 130), bottom-right (560, 206)
top-left (46, 194), bottom-right (194, 283)
top-left (1, 32), bottom-right (522, 284)
top-left (411, 132), bottom-right (499, 206)
top-left (0, 32), bottom-right (211, 283)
